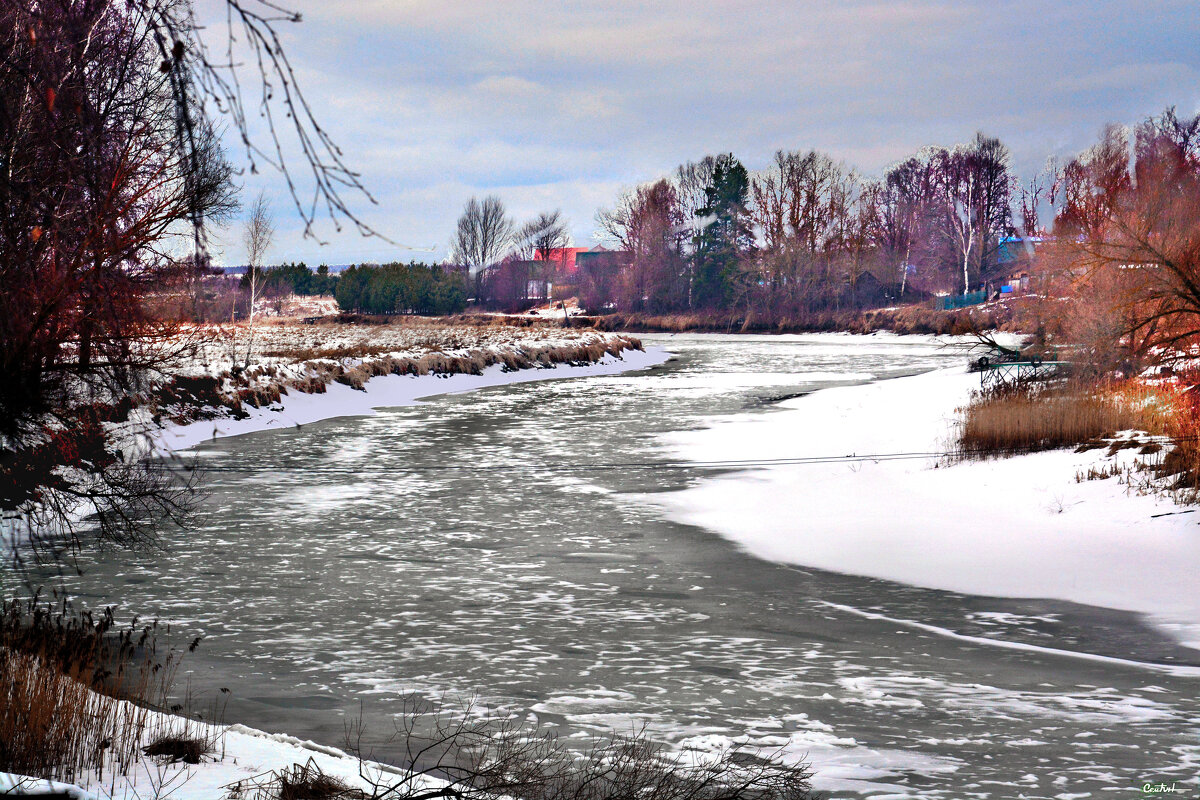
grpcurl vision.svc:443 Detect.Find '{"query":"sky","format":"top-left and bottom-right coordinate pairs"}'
top-left (205, 0), bottom-right (1200, 266)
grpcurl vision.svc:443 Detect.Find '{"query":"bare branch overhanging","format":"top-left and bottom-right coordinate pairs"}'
top-left (129, 0), bottom-right (385, 250)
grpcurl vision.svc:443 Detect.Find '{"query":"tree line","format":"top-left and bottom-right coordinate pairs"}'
top-left (449, 107), bottom-right (1200, 353)
top-left (333, 262), bottom-right (468, 316)
top-left (590, 134), bottom-right (1017, 316)
top-left (242, 263), bottom-right (336, 297)
top-left (446, 133), bottom-right (1020, 316)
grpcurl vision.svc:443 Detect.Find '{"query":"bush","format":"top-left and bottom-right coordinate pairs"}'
top-left (1154, 384), bottom-right (1200, 500)
top-left (142, 732), bottom-right (212, 765)
top-left (243, 759), bottom-right (364, 800)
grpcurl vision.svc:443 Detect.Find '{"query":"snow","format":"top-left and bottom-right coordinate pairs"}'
top-left (0, 706), bottom-right (437, 800)
top-left (647, 365), bottom-right (1200, 653)
top-left (154, 346), bottom-right (670, 455)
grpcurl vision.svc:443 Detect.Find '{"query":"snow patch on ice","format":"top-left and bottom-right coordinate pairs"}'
top-left (646, 365), bottom-right (1200, 650)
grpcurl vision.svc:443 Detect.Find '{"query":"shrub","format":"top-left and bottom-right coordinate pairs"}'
top-left (334, 367), bottom-right (369, 391)
top-left (337, 698), bottom-right (814, 800)
top-left (1155, 385), bottom-right (1200, 500)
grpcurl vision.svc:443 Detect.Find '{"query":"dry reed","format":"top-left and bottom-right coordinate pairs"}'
top-left (0, 596), bottom-right (185, 785)
top-left (957, 381), bottom-right (1176, 458)
top-left (242, 759), bottom-right (365, 800)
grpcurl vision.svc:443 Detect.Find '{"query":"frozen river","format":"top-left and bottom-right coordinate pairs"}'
top-left (34, 334), bottom-right (1200, 798)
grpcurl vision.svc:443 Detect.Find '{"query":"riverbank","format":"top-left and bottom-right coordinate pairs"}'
top-left (583, 302), bottom-right (1017, 336)
top-left (16, 333), bottom-right (1196, 799)
top-left (147, 321), bottom-right (666, 454)
top-left (650, 365), bottom-right (1200, 658)
top-left (0, 699), bottom-right (438, 799)
top-left (7, 328), bottom-right (674, 800)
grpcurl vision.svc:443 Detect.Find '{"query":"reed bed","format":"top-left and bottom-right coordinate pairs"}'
top-left (0, 596), bottom-right (188, 784)
top-left (590, 303), bottom-right (1013, 336)
top-left (956, 381), bottom-right (1176, 458)
top-left (0, 649), bottom-right (153, 784)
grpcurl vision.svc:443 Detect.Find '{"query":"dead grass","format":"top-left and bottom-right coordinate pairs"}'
top-left (959, 377), bottom-right (1200, 504)
top-left (235, 759), bottom-right (365, 800)
top-left (276, 338), bottom-right (637, 396)
top-left (957, 381), bottom-right (1175, 458)
top-left (590, 303), bottom-right (1013, 336)
top-left (142, 732), bottom-right (212, 765)
top-left (157, 323), bottom-right (642, 412)
top-left (0, 648), bottom-right (155, 784)
top-left (0, 596), bottom-right (185, 785)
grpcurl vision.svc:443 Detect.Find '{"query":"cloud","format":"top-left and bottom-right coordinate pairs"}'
top-left (208, 0), bottom-right (1200, 264)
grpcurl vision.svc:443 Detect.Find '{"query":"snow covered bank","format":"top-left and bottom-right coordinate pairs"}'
top-left (156, 345), bottom-right (670, 454)
top-left (0, 708), bottom-right (434, 799)
top-left (648, 365), bottom-right (1200, 653)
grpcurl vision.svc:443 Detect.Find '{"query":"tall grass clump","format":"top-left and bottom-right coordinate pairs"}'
top-left (957, 380), bottom-right (1176, 458)
top-left (0, 595), bottom-right (185, 784)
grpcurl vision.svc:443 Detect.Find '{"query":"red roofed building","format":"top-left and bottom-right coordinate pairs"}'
top-left (532, 247), bottom-right (590, 275)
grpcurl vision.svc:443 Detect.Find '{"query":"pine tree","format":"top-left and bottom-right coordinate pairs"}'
top-left (691, 154), bottom-right (753, 309)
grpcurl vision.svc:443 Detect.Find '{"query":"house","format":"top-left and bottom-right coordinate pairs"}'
top-left (532, 247), bottom-right (590, 276)
top-left (528, 246), bottom-right (633, 299)
top-left (575, 244), bottom-right (631, 272)
top-left (993, 236), bottom-right (1049, 294)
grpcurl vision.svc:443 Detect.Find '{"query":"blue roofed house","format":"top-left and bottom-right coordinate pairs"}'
top-left (993, 236), bottom-right (1048, 296)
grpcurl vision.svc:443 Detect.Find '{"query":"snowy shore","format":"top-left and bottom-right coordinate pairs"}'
top-left (1, 706), bottom-right (434, 799)
top-left (155, 344), bottom-right (670, 454)
top-left (649, 365), bottom-right (1200, 657)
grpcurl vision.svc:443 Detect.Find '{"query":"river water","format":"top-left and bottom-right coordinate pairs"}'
top-left (29, 334), bottom-right (1200, 798)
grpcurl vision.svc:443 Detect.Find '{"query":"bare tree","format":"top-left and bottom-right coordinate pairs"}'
top-left (515, 211), bottom-right (570, 305)
top-left (123, 0), bottom-right (383, 250)
top-left (936, 146), bottom-right (980, 295)
top-left (1046, 109), bottom-right (1200, 368)
top-left (242, 193), bottom-right (276, 365)
top-left (881, 155), bottom-right (937, 297)
top-left (746, 150), bottom-right (860, 313)
top-left (599, 181), bottom-right (686, 311)
top-left (451, 197), bottom-right (514, 282)
top-left (674, 157), bottom-right (721, 226)
top-left (929, 134), bottom-right (1013, 295)
top-left (2, 0), bottom-right (383, 556)
top-left (0, 0), bottom-right (235, 554)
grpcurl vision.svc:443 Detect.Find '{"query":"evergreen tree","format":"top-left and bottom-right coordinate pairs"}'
top-left (333, 263), bottom-right (467, 315)
top-left (691, 154), bottom-right (753, 309)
